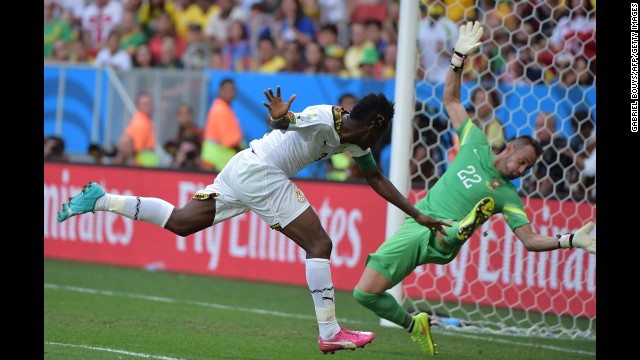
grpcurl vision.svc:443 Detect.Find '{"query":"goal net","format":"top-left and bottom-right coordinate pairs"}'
top-left (395, 0), bottom-right (596, 339)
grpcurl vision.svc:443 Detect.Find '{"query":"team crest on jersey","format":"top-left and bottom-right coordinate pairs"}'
top-left (486, 177), bottom-right (502, 190)
top-left (295, 189), bottom-right (307, 203)
top-left (334, 144), bottom-right (347, 154)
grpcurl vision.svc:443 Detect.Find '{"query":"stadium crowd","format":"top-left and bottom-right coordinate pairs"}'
top-left (44, 0), bottom-right (596, 202)
top-left (45, 0), bottom-right (595, 84)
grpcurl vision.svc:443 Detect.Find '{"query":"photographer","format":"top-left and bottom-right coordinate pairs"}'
top-left (170, 137), bottom-right (203, 171)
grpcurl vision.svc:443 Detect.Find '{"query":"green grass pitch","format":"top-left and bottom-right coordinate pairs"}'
top-left (44, 259), bottom-right (596, 359)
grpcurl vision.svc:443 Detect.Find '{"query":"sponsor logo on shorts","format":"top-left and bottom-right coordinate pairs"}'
top-left (295, 188), bottom-right (307, 203)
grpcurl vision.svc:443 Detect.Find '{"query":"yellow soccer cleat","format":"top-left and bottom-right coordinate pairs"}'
top-left (410, 313), bottom-right (437, 356)
top-left (457, 197), bottom-right (494, 241)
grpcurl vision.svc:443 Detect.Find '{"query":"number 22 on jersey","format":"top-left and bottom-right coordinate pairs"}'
top-left (457, 165), bottom-right (482, 189)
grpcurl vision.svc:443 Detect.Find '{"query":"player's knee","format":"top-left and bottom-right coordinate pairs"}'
top-left (353, 287), bottom-right (381, 309)
top-left (306, 235), bottom-right (333, 258)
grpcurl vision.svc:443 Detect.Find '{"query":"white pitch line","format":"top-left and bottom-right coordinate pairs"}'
top-left (447, 332), bottom-right (596, 356)
top-left (45, 283), bottom-right (595, 357)
top-left (45, 341), bottom-right (184, 360)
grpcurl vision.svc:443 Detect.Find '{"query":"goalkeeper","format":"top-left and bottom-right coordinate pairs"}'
top-left (352, 21), bottom-right (596, 357)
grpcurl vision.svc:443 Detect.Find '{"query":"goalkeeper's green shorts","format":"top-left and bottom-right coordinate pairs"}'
top-left (365, 217), bottom-right (460, 287)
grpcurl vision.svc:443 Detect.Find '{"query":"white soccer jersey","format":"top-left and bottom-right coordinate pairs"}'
top-left (248, 105), bottom-right (370, 177)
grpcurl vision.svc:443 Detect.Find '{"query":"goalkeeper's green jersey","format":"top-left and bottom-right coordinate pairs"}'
top-left (417, 118), bottom-right (530, 236)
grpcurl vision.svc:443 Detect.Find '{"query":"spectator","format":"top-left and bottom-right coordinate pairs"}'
top-left (517, 0), bottom-right (566, 39)
top-left (317, 23), bottom-right (340, 48)
top-left (550, 0), bottom-right (596, 73)
top-left (156, 36), bottom-right (185, 69)
top-left (111, 134), bottom-right (140, 166)
top-left (81, 0), bottom-right (123, 55)
top-left (221, 20), bottom-right (253, 71)
top-left (303, 41), bottom-right (325, 74)
top-left (279, 41), bottom-right (306, 73)
top-left (247, 1), bottom-right (276, 57)
top-left (44, 135), bottom-right (69, 162)
top-left (350, 0), bottom-right (387, 24)
top-left (344, 22), bottom-right (376, 77)
top-left (521, 112), bottom-right (573, 199)
top-left (175, 0), bottom-right (217, 43)
top-left (270, 0), bottom-right (317, 50)
top-left (68, 40), bottom-right (91, 63)
top-left (204, 0), bottom-right (245, 51)
top-left (364, 19), bottom-right (387, 56)
top-left (410, 111), bottom-right (446, 189)
top-left (574, 55), bottom-right (594, 86)
top-left (94, 31), bottom-right (133, 71)
top-left (133, 44), bottom-right (155, 68)
top-left (571, 132), bottom-right (596, 201)
top-left (379, 41), bottom-right (397, 79)
top-left (182, 23), bottom-right (212, 69)
top-left (358, 46), bottom-right (380, 79)
top-left (137, 0), bottom-right (177, 36)
top-left (316, 0), bottom-right (349, 46)
top-left (49, 40), bottom-right (71, 63)
top-left (569, 109), bottom-right (595, 154)
top-left (468, 86), bottom-right (506, 154)
top-left (550, 51), bottom-right (576, 87)
top-left (443, 0), bottom-right (475, 23)
top-left (118, 9), bottom-right (148, 57)
top-left (148, 13), bottom-right (185, 64)
top-left (171, 137), bottom-right (204, 171)
top-left (201, 79), bottom-right (245, 172)
top-left (167, 103), bottom-right (204, 148)
top-left (254, 36), bottom-right (286, 73)
top-left (124, 91), bottom-right (158, 167)
top-left (326, 93), bottom-right (358, 181)
top-left (323, 44), bottom-right (349, 77)
top-left (417, 0), bottom-right (458, 84)
top-left (45, 0), bottom-right (74, 59)
top-left (53, 0), bottom-right (85, 31)
top-left (208, 48), bottom-right (224, 69)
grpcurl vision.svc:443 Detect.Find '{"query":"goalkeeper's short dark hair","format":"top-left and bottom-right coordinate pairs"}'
top-left (511, 135), bottom-right (543, 158)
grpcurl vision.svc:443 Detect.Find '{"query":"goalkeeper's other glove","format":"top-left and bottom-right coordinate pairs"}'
top-left (557, 221), bottom-right (596, 254)
top-left (451, 21), bottom-right (483, 71)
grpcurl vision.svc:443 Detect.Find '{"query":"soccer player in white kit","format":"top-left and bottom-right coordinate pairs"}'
top-left (57, 85), bottom-right (451, 354)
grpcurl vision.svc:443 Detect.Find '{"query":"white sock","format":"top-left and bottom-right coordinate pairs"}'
top-left (95, 194), bottom-right (174, 228)
top-left (306, 258), bottom-right (340, 340)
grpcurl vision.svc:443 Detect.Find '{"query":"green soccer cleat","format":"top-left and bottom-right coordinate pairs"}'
top-left (410, 312), bottom-right (437, 356)
top-left (57, 181), bottom-right (105, 223)
top-left (456, 197), bottom-right (494, 241)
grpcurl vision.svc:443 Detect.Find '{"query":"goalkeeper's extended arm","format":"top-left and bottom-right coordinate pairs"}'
top-left (450, 21), bottom-right (483, 71)
top-left (557, 221), bottom-right (596, 254)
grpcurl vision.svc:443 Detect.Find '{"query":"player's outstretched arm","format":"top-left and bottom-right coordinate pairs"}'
top-left (513, 222), bottom-right (596, 254)
top-left (262, 85), bottom-right (297, 130)
top-left (360, 166), bottom-right (452, 236)
top-left (443, 21), bottom-right (483, 132)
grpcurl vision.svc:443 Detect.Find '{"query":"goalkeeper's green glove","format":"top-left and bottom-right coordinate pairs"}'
top-left (557, 221), bottom-right (596, 254)
top-left (451, 21), bottom-right (484, 71)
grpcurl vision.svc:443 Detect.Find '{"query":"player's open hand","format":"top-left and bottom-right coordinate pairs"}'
top-left (262, 85), bottom-right (296, 119)
top-left (573, 221), bottom-right (596, 254)
top-left (415, 214), bottom-right (453, 237)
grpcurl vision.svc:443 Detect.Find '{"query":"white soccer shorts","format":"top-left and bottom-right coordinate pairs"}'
top-left (194, 149), bottom-right (311, 230)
